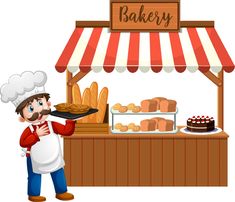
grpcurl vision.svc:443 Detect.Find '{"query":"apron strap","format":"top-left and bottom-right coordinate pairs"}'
top-left (28, 122), bottom-right (54, 134)
top-left (47, 121), bottom-right (54, 133)
top-left (28, 124), bottom-right (34, 133)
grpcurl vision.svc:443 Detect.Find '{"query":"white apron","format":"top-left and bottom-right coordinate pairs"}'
top-left (29, 121), bottom-right (65, 174)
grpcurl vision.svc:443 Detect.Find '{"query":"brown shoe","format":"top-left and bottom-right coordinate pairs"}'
top-left (56, 192), bottom-right (74, 201)
top-left (28, 195), bottom-right (46, 201)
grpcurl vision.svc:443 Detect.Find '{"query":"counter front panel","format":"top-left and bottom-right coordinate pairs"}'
top-left (64, 128), bottom-right (228, 186)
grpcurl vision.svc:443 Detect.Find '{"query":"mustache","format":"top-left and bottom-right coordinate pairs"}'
top-left (28, 109), bottom-right (51, 121)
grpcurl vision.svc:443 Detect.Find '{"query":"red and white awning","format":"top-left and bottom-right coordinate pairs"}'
top-left (55, 27), bottom-right (234, 73)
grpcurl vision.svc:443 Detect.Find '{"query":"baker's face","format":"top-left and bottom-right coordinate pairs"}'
top-left (22, 97), bottom-right (51, 124)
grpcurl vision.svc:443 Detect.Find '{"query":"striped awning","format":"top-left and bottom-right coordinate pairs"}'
top-left (55, 27), bottom-right (234, 73)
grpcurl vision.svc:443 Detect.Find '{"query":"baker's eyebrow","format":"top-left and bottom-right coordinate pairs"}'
top-left (26, 102), bottom-right (32, 106)
top-left (36, 97), bottom-right (43, 101)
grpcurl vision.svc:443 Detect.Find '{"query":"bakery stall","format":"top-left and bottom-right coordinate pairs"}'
top-left (54, 1), bottom-right (234, 186)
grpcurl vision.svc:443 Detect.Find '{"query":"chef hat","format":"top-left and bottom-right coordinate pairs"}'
top-left (0, 71), bottom-right (47, 108)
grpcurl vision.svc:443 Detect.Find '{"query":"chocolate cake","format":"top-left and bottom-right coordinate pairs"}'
top-left (187, 116), bottom-right (215, 132)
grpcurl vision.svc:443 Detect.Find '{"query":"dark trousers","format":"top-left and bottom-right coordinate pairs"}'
top-left (27, 157), bottom-right (67, 196)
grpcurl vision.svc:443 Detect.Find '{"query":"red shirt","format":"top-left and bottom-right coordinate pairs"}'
top-left (20, 120), bottom-right (75, 156)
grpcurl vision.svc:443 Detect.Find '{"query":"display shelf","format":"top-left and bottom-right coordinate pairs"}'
top-left (111, 128), bottom-right (178, 134)
top-left (110, 108), bottom-right (178, 115)
top-left (111, 108), bottom-right (178, 133)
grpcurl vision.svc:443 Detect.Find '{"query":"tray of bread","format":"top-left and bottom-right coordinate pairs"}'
top-left (51, 103), bottom-right (98, 120)
top-left (111, 98), bottom-right (178, 115)
top-left (112, 118), bottom-right (178, 134)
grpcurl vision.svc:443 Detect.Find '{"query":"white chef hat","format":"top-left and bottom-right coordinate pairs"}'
top-left (0, 71), bottom-right (47, 108)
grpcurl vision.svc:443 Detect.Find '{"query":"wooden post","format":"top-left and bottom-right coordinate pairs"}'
top-left (218, 70), bottom-right (224, 129)
top-left (66, 70), bottom-right (73, 103)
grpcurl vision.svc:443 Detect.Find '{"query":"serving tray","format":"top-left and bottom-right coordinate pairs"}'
top-left (180, 127), bottom-right (222, 135)
top-left (50, 108), bottom-right (98, 120)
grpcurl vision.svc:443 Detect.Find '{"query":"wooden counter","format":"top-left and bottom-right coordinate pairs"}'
top-left (63, 127), bottom-right (228, 186)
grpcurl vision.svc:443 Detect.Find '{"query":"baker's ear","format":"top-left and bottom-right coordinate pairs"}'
top-left (18, 116), bottom-right (25, 122)
top-left (47, 101), bottom-right (51, 107)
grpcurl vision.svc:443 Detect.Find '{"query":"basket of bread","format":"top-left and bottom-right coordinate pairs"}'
top-left (72, 82), bottom-right (109, 134)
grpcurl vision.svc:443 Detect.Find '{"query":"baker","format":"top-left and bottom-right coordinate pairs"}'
top-left (0, 71), bottom-right (75, 202)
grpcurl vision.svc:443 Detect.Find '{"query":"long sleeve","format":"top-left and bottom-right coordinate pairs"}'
top-left (51, 120), bottom-right (75, 136)
top-left (20, 127), bottom-right (40, 148)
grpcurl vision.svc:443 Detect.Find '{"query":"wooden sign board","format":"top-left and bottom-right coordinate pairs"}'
top-left (110, 0), bottom-right (180, 32)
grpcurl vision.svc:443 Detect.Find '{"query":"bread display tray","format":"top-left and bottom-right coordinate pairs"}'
top-left (110, 108), bottom-right (178, 115)
top-left (50, 108), bottom-right (98, 120)
top-left (111, 128), bottom-right (178, 134)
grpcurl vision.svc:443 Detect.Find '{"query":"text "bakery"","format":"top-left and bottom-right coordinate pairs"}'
top-left (119, 5), bottom-right (173, 27)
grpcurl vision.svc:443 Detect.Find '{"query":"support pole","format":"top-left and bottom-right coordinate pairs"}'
top-left (66, 70), bottom-right (73, 103)
top-left (218, 70), bottom-right (224, 129)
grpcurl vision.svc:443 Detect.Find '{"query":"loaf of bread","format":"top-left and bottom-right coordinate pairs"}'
top-left (158, 119), bottom-right (174, 131)
top-left (89, 82), bottom-right (98, 123)
top-left (152, 97), bottom-right (166, 110)
top-left (141, 99), bottom-right (157, 112)
top-left (82, 88), bottom-right (91, 123)
top-left (140, 119), bottom-right (156, 131)
top-left (96, 87), bottom-right (108, 123)
top-left (160, 99), bottom-right (177, 112)
top-left (151, 117), bottom-right (165, 129)
top-left (72, 84), bottom-right (82, 104)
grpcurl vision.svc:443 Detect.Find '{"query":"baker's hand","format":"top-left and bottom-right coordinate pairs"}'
top-left (36, 125), bottom-right (50, 137)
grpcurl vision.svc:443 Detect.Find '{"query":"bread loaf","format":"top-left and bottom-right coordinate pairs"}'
top-left (151, 117), bottom-right (165, 129)
top-left (160, 99), bottom-right (177, 112)
top-left (90, 82), bottom-right (98, 108)
top-left (141, 99), bottom-right (157, 112)
top-left (152, 97), bottom-right (167, 110)
top-left (89, 82), bottom-right (98, 122)
top-left (158, 119), bottom-right (174, 131)
top-left (72, 84), bottom-right (82, 104)
top-left (140, 119), bottom-right (156, 131)
top-left (96, 87), bottom-right (108, 123)
top-left (81, 88), bottom-right (91, 123)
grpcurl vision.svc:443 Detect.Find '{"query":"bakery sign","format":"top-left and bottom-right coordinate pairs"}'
top-left (110, 0), bottom-right (180, 31)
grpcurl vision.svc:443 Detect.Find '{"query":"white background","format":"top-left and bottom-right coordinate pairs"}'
top-left (0, 0), bottom-right (235, 201)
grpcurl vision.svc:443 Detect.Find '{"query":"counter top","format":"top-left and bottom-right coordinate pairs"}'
top-left (64, 126), bottom-right (229, 139)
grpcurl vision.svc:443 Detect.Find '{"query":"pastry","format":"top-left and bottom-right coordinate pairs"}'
top-left (112, 103), bottom-right (122, 110)
top-left (54, 103), bottom-right (72, 112)
top-left (127, 103), bottom-right (135, 110)
top-left (119, 106), bottom-right (128, 113)
top-left (120, 125), bottom-right (128, 132)
top-left (132, 106), bottom-right (141, 113)
top-left (115, 123), bottom-right (123, 130)
top-left (132, 125), bottom-right (140, 132)
top-left (128, 123), bottom-right (135, 130)
top-left (69, 104), bottom-right (90, 114)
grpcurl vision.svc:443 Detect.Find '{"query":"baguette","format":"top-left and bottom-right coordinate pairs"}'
top-left (96, 87), bottom-right (108, 123)
top-left (90, 82), bottom-right (98, 108)
top-left (72, 83), bottom-right (82, 104)
top-left (81, 88), bottom-right (91, 123)
top-left (89, 82), bottom-right (98, 123)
